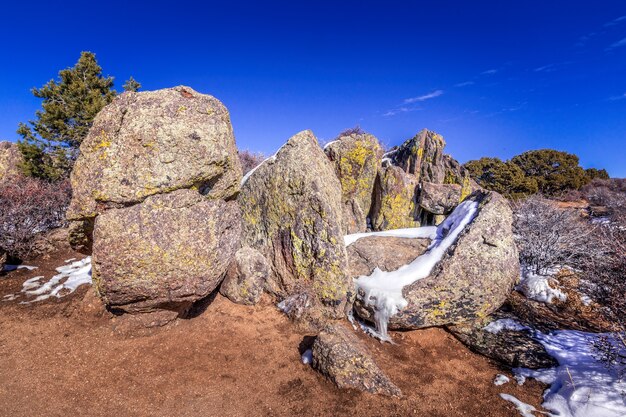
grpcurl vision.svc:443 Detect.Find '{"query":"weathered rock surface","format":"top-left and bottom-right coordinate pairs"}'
top-left (0, 141), bottom-right (22, 182)
top-left (93, 189), bottom-right (241, 314)
top-left (324, 133), bottom-right (383, 234)
top-left (239, 130), bottom-right (350, 321)
top-left (419, 182), bottom-right (462, 215)
top-left (447, 317), bottom-right (558, 369)
top-left (355, 191), bottom-right (519, 329)
top-left (386, 129), bottom-right (446, 183)
top-left (67, 86), bottom-right (242, 223)
top-left (347, 236), bottom-right (430, 278)
top-left (220, 247), bottom-right (269, 305)
top-left (311, 324), bottom-right (402, 397)
top-left (369, 165), bottom-right (419, 230)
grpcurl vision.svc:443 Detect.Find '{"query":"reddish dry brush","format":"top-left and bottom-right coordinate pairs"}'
top-left (0, 176), bottom-right (71, 261)
top-left (238, 149), bottom-right (266, 175)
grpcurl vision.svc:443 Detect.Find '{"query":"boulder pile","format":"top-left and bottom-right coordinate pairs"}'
top-left (64, 86), bottom-right (522, 395)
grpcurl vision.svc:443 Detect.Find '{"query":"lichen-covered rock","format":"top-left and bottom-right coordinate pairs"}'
top-left (324, 133), bottom-right (383, 234)
top-left (238, 130), bottom-right (350, 321)
top-left (419, 182), bottom-right (463, 215)
top-left (355, 191), bottom-right (519, 329)
top-left (385, 129), bottom-right (446, 183)
top-left (369, 165), bottom-right (419, 231)
top-left (92, 189), bottom-right (241, 314)
top-left (68, 219), bottom-right (94, 255)
top-left (447, 316), bottom-right (558, 369)
top-left (220, 247), bottom-right (269, 305)
top-left (0, 141), bottom-right (22, 183)
top-left (347, 236), bottom-right (430, 278)
top-left (311, 324), bottom-right (402, 397)
top-left (67, 86), bottom-right (242, 224)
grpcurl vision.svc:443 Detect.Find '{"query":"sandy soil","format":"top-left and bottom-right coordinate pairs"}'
top-left (0, 249), bottom-right (547, 417)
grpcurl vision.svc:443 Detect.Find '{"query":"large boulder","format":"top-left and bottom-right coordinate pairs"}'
top-left (418, 182), bottom-right (463, 215)
top-left (238, 130), bottom-right (350, 322)
top-left (93, 189), bottom-right (240, 314)
top-left (355, 190), bottom-right (519, 329)
top-left (220, 247), bottom-right (270, 305)
top-left (67, 86), bottom-right (242, 232)
top-left (385, 129), bottom-right (446, 183)
top-left (369, 165), bottom-right (420, 230)
top-left (0, 141), bottom-right (22, 183)
top-left (311, 324), bottom-right (402, 397)
top-left (324, 133), bottom-right (383, 234)
top-left (347, 236), bottom-right (430, 278)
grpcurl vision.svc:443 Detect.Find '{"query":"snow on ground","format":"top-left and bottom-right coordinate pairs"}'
top-left (1, 257), bottom-right (92, 303)
top-left (494, 374), bottom-right (510, 386)
top-left (499, 394), bottom-right (541, 417)
top-left (516, 268), bottom-right (567, 304)
top-left (355, 200), bottom-right (479, 341)
top-left (344, 226), bottom-right (437, 246)
top-left (2, 264), bottom-right (37, 272)
top-left (484, 318), bottom-right (530, 334)
top-left (513, 330), bottom-right (626, 417)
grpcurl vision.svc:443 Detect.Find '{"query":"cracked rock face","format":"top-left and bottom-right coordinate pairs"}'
top-left (238, 130), bottom-right (350, 322)
top-left (220, 247), bottom-right (270, 306)
top-left (347, 236), bottom-right (430, 278)
top-left (93, 189), bottom-right (241, 314)
top-left (0, 141), bottom-right (22, 183)
top-left (311, 324), bottom-right (402, 397)
top-left (324, 133), bottom-right (383, 234)
top-left (355, 191), bottom-right (519, 329)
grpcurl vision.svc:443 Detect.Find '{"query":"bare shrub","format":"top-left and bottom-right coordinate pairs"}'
top-left (238, 150), bottom-right (266, 175)
top-left (336, 125), bottom-right (365, 138)
top-left (512, 195), bottom-right (603, 274)
top-left (0, 177), bottom-right (71, 260)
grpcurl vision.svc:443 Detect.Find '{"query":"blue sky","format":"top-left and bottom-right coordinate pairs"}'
top-left (1, 1), bottom-right (625, 176)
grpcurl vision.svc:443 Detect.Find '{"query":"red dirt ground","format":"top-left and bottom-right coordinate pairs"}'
top-left (0, 248), bottom-right (547, 417)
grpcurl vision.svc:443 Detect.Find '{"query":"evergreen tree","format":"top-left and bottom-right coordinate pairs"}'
top-left (511, 149), bottom-right (588, 195)
top-left (585, 168), bottom-right (610, 181)
top-left (464, 157), bottom-right (538, 199)
top-left (17, 51), bottom-right (116, 181)
top-left (123, 76), bottom-right (142, 92)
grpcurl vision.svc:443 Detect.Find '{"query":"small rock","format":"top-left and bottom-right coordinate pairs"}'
top-left (220, 247), bottom-right (269, 305)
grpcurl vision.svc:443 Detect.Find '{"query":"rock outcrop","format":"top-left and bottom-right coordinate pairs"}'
top-left (311, 324), bottom-right (402, 397)
top-left (370, 129), bottom-right (474, 230)
top-left (67, 86), bottom-right (243, 316)
top-left (93, 189), bottom-right (241, 314)
top-left (0, 141), bottom-right (22, 183)
top-left (239, 130), bottom-right (350, 323)
top-left (347, 236), bottom-right (430, 278)
top-left (324, 133), bottom-right (383, 234)
top-left (447, 317), bottom-right (558, 369)
top-left (355, 191), bottom-right (519, 329)
top-left (220, 247), bottom-right (270, 305)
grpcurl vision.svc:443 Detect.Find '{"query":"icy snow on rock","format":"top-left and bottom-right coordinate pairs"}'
top-left (240, 142), bottom-right (289, 186)
top-left (517, 269), bottom-right (567, 304)
top-left (355, 200), bottom-right (479, 341)
top-left (494, 374), bottom-right (510, 386)
top-left (344, 226), bottom-right (437, 246)
top-left (20, 257), bottom-right (92, 303)
top-left (499, 394), bottom-right (540, 417)
top-left (514, 330), bottom-right (626, 417)
top-left (301, 349), bottom-right (313, 365)
top-left (484, 319), bottom-right (530, 334)
top-left (2, 264), bottom-right (37, 272)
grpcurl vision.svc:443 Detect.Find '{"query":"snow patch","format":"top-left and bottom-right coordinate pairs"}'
top-left (484, 319), bottom-right (529, 334)
top-left (494, 374), bottom-right (510, 386)
top-left (322, 140), bottom-right (338, 150)
top-left (517, 269), bottom-right (567, 304)
top-left (499, 394), bottom-right (540, 417)
top-left (344, 226), bottom-right (437, 246)
top-left (355, 200), bottom-right (479, 342)
top-left (20, 257), bottom-right (92, 303)
top-left (301, 349), bottom-right (313, 365)
top-left (2, 264), bottom-right (37, 272)
top-left (514, 330), bottom-right (626, 417)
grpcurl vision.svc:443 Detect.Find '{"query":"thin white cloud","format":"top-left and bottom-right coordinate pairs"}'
top-left (403, 90), bottom-right (443, 104)
top-left (455, 81), bottom-right (474, 87)
top-left (534, 61), bottom-right (572, 72)
top-left (481, 69), bottom-right (498, 75)
top-left (605, 15), bottom-right (626, 27)
top-left (609, 93), bottom-right (626, 101)
top-left (607, 37), bottom-right (626, 50)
